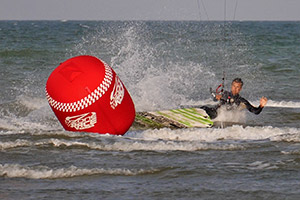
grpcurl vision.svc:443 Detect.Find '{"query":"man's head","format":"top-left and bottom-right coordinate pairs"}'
top-left (231, 78), bottom-right (243, 96)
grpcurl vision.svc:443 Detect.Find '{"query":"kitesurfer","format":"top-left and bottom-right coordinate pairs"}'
top-left (202, 78), bottom-right (268, 119)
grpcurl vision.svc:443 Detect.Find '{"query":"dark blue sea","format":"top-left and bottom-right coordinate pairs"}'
top-left (1, 21), bottom-right (300, 199)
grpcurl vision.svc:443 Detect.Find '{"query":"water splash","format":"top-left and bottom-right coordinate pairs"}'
top-left (214, 106), bottom-right (246, 123)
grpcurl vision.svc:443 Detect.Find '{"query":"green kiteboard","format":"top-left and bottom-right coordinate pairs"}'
top-left (133, 107), bottom-right (213, 130)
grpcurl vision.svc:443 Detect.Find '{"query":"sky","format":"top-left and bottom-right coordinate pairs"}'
top-left (1, 0), bottom-right (300, 21)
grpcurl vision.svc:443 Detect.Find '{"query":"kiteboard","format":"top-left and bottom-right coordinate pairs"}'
top-left (133, 107), bottom-right (214, 130)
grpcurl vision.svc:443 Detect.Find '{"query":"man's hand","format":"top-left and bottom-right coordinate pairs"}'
top-left (215, 94), bottom-right (222, 100)
top-left (260, 97), bottom-right (268, 107)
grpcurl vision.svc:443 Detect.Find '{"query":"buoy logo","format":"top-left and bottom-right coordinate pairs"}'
top-left (65, 112), bottom-right (97, 130)
top-left (110, 76), bottom-right (124, 109)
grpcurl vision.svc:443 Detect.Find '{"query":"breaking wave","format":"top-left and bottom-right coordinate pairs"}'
top-left (0, 164), bottom-right (158, 179)
top-left (1, 126), bottom-right (300, 152)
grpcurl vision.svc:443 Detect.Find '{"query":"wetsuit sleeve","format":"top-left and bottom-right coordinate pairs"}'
top-left (241, 98), bottom-right (263, 115)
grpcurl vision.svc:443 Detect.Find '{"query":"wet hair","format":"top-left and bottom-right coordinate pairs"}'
top-left (232, 78), bottom-right (243, 86)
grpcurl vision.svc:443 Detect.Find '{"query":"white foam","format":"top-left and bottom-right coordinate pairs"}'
top-left (43, 126), bottom-right (300, 151)
top-left (270, 131), bottom-right (300, 143)
top-left (0, 164), bottom-right (158, 179)
top-left (46, 138), bottom-right (245, 151)
top-left (2, 126), bottom-right (300, 152)
top-left (0, 118), bottom-right (22, 132)
top-left (265, 100), bottom-right (300, 108)
top-left (0, 135), bottom-right (245, 152)
top-left (129, 126), bottom-right (300, 143)
top-left (0, 139), bottom-right (31, 150)
top-left (281, 149), bottom-right (300, 155)
top-left (183, 99), bottom-right (300, 109)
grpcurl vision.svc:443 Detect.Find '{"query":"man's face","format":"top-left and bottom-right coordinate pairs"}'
top-left (231, 81), bottom-right (243, 95)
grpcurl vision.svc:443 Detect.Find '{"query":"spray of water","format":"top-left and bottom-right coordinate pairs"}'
top-left (214, 106), bottom-right (246, 123)
top-left (68, 22), bottom-right (231, 111)
top-left (65, 22), bottom-right (273, 113)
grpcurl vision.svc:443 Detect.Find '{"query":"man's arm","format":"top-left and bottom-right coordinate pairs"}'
top-left (241, 97), bottom-right (268, 115)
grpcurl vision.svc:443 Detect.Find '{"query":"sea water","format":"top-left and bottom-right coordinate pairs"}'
top-left (0, 21), bottom-right (300, 199)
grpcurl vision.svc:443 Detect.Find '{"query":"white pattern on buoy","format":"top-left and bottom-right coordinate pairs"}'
top-left (65, 112), bottom-right (97, 130)
top-left (46, 62), bottom-right (113, 112)
top-left (110, 76), bottom-right (124, 109)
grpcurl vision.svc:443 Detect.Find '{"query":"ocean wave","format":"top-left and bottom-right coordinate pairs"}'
top-left (223, 161), bottom-right (279, 171)
top-left (270, 132), bottom-right (300, 143)
top-left (262, 100), bottom-right (300, 108)
top-left (223, 159), bottom-right (295, 171)
top-left (246, 161), bottom-right (279, 170)
top-left (0, 139), bottom-right (30, 150)
top-left (192, 99), bottom-right (300, 108)
top-left (129, 126), bottom-right (300, 143)
top-left (0, 116), bottom-right (58, 133)
top-left (0, 137), bottom-right (246, 152)
top-left (48, 138), bottom-right (246, 151)
top-left (0, 101), bottom-right (61, 133)
top-left (1, 126), bottom-right (300, 152)
top-left (281, 149), bottom-right (300, 155)
top-left (0, 164), bottom-right (158, 179)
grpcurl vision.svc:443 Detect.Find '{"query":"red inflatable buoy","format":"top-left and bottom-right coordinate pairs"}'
top-left (45, 55), bottom-right (135, 135)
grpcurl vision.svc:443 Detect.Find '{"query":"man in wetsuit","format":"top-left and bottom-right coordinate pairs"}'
top-left (202, 78), bottom-right (268, 119)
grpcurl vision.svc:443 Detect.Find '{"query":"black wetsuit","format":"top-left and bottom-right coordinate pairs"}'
top-left (202, 91), bottom-right (264, 119)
